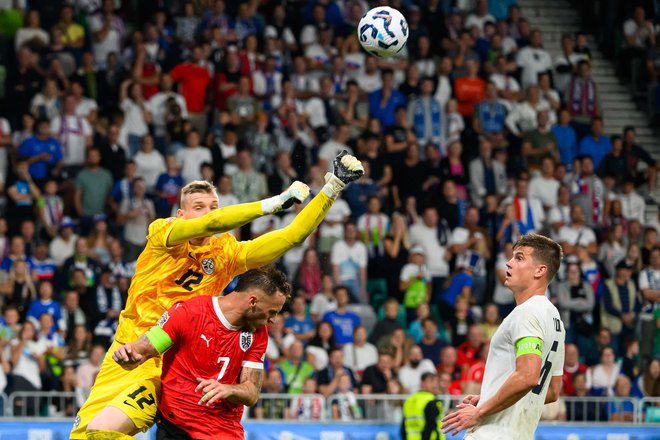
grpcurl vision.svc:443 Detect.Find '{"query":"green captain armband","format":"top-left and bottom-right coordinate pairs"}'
top-left (145, 326), bottom-right (174, 355)
top-left (515, 336), bottom-right (543, 358)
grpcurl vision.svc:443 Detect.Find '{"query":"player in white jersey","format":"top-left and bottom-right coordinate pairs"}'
top-left (442, 233), bottom-right (566, 440)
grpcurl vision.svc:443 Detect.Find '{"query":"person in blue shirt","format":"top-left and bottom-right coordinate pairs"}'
top-left (322, 286), bottom-right (361, 345)
top-left (552, 108), bottom-right (578, 170)
top-left (18, 117), bottom-right (63, 184)
top-left (437, 254), bottom-right (475, 322)
top-left (369, 69), bottom-right (406, 129)
top-left (154, 155), bottom-right (184, 217)
top-left (577, 116), bottom-right (611, 170)
top-left (284, 295), bottom-right (316, 344)
top-left (26, 281), bottom-right (63, 331)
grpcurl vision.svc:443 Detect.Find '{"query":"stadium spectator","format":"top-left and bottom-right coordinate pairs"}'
top-left (399, 345), bottom-right (436, 393)
top-left (562, 343), bottom-right (589, 396)
top-left (279, 340), bottom-right (316, 395)
top-left (330, 224), bottom-right (367, 303)
top-left (253, 369), bottom-right (287, 420)
top-left (552, 109), bottom-right (579, 170)
top-left (570, 155), bottom-right (605, 229)
top-left (567, 60), bottom-right (600, 141)
top-left (316, 348), bottom-right (358, 398)
top-left (361, 351), bottom-right (396, 394)
top-left (323, 286), bottom-right (360, 345)
top-left (606, 375), bottom-right (636, 421)
top-left (0, 260), bottom-right (36, 321)
top-left (557, 260), bottom-right (595, 345)
top-left (602, 260), bottom-right (641, 353)
top-left (586, 346), bottom-right (621, 396)
top-left (418, 318), bottom-right (447, 366)
top-left (639, 359), bottom-right (660, 397)
top-left (289, 377), bottom-right (324, 421)
top-left (74, 148), bottom-right (113, 228)
top-left (342, 325), bottom-right (378, 379)
top-left (284, 295), bottom-right (315, 344)
top-left (133, 135), bottom-right (166, 192)
top-left (175, 130), bottom-right (211, 184)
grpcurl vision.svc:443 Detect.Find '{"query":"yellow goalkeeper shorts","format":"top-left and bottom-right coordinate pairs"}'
top-left (69, 341), bottom-right (162, 439)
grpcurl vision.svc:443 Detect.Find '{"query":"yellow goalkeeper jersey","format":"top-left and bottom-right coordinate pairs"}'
top-left (115, 217), bottom-right (247, 343)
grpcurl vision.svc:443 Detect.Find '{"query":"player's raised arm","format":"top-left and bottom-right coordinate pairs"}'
top-left (236, 152), bottom-right (363, 270)
top-left (166, 181), bottom-right (310, 247)
top-left (197, 366), bottom-right (264, 407)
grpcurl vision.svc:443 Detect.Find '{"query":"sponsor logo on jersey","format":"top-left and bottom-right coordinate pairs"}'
top-left (157, 311), bottom-right (169, 328)
top-left (201, 334), bottom-right (213, 347)
top-left (240, 332), bottom-right (253, 352)
top-left (202, 258), bottom-right (215, 275)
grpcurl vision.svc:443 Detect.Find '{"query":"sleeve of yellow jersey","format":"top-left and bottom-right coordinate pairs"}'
top-left (148, 201), bottom-right (265, 249)
top-left (235, 192), bottom-right (334, 272)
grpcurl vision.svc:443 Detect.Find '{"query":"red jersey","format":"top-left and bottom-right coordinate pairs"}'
top-left (158, 296), bottom-right (268, 439)
top-left (170, 63), bottom-right (211, 113)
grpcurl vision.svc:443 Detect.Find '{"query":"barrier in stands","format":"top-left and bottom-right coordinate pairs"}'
top-left (0, 391), bottom-right (654, 424)
top-left (1, 420), bottom-right (660, 440)
top-left (639, 397), bottom-right (660, 423)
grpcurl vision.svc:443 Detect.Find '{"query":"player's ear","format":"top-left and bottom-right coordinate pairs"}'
top-left (176, 208), bottom-right (184, 218)
top-left (535, 264), bottom-right (547, 279)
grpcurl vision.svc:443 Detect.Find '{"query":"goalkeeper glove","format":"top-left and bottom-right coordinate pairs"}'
top-left (323, 150), bottom-right (364, 199)
top-left (261, 181), bottom-right (310, 214)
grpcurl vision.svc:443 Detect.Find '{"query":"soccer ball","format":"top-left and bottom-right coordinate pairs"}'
top-left (358, 6), bottom-right (408, 58)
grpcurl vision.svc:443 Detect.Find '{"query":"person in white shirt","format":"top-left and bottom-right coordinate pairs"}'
top-left (465, 0), bottom-right (496, 37)
top-left (71, 81), bottom-right (98, 122)
top-left (174, 130), bottom-right (212, 183)
top-left (528, 157), bottom-right (560, 210)
top-left (443, 234), bottom-right (565, 440)
top-left (119, 80), bottom-right (151, 157)
top-left (341, 325), bottom-right (378, 378)
top-left (623, 6), bottom-right (656, 49)
top-left (133, 135), bottom-right (166, 191)
top-left (502, 178), bottom-right (546, 234)
top-left (356, 56), bottom-right (383, 94)
top-left (618, 179), bottom-right (646, 222)
top-left (50, 95), bottom-right (93, 169)
top-left (490, 55), bottom-right (522, 105)
top-left (48, 218), bottom-right (78, 266)
top-left (505, 86), bottom-right (555, 137)
top-left (398, 345), bottom-right (436, 393)
top-left (331, 222), bottom-right (368, 303)
top-left (147, 74), bottom-right (188, 146)
top-left (516, 30), bottom-right (552, 88)
top-left (409, 207), bottom-right (450, 296)
top-left (554, 34), bottom-right (588, 97)
top-left (15, 10), bottom-right (50, 51)
top-left (318, 124), bottom-right (353, 173)
top-left (547, 185), bottom-right (572, 241)
top-left (558, 204), bottom-right (597, 256)
top-left (89, 0), bottom-right (125, 68)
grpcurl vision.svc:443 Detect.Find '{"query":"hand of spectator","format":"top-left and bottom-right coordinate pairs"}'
top-left (463, 394), bottom-right (480, 406)
top-left (38, 153), bottom-right (52, 162)
top-left (112, 343), bottom-right (143, 370)
top-left (196, 377), bottom-right (231, 405)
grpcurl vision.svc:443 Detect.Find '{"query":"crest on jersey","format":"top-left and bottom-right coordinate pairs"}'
top-left (157, 311), bottom-right (170, 328)
top-left (202, 258), bottom-right (215, 275)
top-left (240, 332), bottom-right (253, 352)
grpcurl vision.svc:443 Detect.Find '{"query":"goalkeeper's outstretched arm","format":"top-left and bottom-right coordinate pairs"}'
top-left (238, 152), bottom-right (364, 270)
top-left (167, 182), bottom-right (310, 246)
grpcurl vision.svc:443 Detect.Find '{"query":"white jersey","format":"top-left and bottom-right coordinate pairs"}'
top-left (466, 295), bottom-right (565, 440)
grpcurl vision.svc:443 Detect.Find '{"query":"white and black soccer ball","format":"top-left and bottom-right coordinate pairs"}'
top-left (358, 6), bottom-right (408, 58)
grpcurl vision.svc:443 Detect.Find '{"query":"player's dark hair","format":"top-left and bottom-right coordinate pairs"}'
top-left (513, 233), bottom-right (564, 282)
top-left (235, 265), bottom-right (292, 300)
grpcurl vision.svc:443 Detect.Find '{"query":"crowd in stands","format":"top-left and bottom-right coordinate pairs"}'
top-left (0, 0), bottom-right (658, 423)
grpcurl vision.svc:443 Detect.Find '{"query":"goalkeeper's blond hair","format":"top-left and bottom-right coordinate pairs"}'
top-left (180, 180), bottom-right (218, 205)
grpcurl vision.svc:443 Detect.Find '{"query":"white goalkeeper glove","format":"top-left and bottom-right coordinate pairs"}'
top-left (323, 151), bottom-right (365, 199)
top-left (261, 181), bottom-right (310, 214)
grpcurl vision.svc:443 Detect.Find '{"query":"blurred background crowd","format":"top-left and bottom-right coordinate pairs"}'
top-left (0, 0), bottom-right (658, 424)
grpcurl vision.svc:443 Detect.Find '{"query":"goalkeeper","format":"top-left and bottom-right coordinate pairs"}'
top-left (72, 151), bottom-right (363, 439)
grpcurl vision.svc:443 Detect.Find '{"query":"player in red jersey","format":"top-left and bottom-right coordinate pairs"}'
top-left (112, 266), bottom-right (290, 440)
